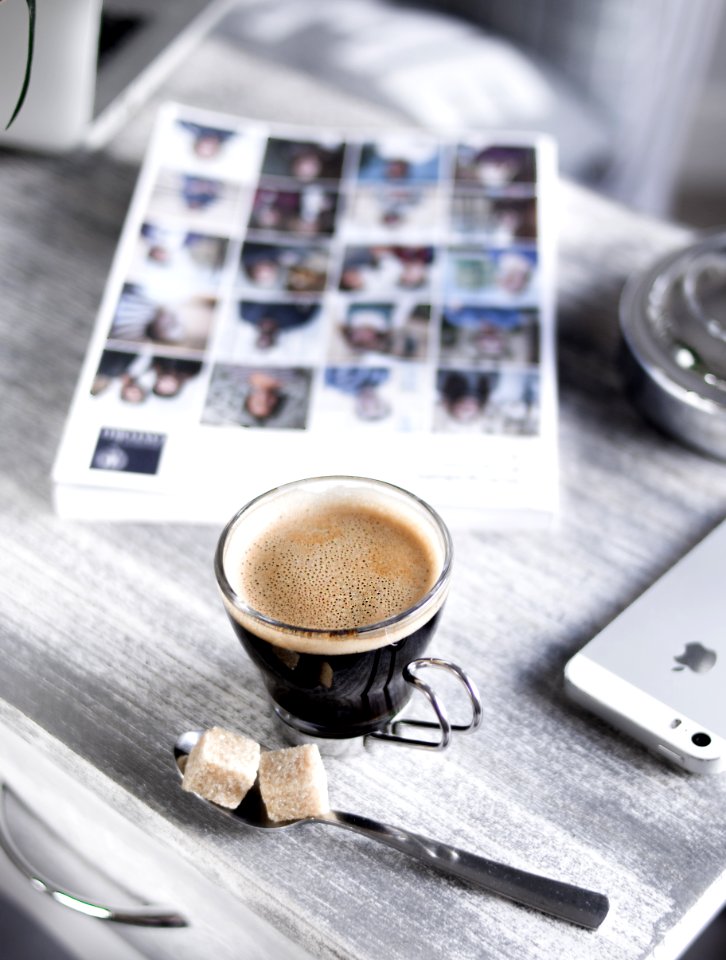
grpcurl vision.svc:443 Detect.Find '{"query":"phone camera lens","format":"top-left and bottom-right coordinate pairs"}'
top-left (691, 732), bottom-right (712, 748)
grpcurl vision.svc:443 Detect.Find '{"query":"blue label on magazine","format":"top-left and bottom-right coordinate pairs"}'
top-left (90, 428), bottom-right (165, 475)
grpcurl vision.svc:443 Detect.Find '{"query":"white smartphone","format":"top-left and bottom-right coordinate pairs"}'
top-left (564, 519), bottom-right (726, 774)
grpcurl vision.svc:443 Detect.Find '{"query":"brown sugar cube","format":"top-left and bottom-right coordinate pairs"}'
top-left (182, 727), bottom-right (260, 809)
top-left (258, 744), bottom-right (330, 822)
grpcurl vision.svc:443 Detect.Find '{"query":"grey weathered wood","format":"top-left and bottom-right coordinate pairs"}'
top-left (1, 29), bottom-right (726, 960)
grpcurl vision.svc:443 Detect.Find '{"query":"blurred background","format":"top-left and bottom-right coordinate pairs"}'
top-left (215, 0), bottom-right (726, 226)
top-left (2, 0), bottom-right (726, 227)
top-left (672, 3), bottom-right (726, 227)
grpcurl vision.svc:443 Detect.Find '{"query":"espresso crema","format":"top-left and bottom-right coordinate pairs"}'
top-left (220, 482), bottom-right (449, 653)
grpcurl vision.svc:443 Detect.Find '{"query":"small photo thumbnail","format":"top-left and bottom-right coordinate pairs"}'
top-left (329, 301), bottom-right (431, 363)
top-left (90, 349), bottom-right (204, 411)
top-left (248, 184), bottom-right (339, 236)
top-left (147, 170), bottom-right (243, 231)
top-left (235, 300), bottom-right (324, 363)
top-left (339, 245), bottom-right (434, 294)
top-left (454, 144), bottom-right (537, 190)
top-left (201, 364), bottom-right (312, 430)
top-left (357, 137), bottom-right (441, 183)
top-left (445, 247), bottom-right (538, 304)
top-left (176, 119), bottom-right (240, 158)
top-left (450, 194), bottom-right (537, 241)
top-left (434, 368), bottom-right (540, 435)
top-left (109, 284), bottom-right (217, 352)
top-left (131, 224), bottom-right (228, 290)
top-left (440, 307), bottom-right (539, 366)
top-left (315, 365), bottom-right (430, 432)
top-left (168, 119), bottom-right (261, 181)
top-left (348, 184), bottom-right (442, 233)
top-left (240, 241), bottom-right (330, 293)
top-left (260, 137), bottom-right (346, 183)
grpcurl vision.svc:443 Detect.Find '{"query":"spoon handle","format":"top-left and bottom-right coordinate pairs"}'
top-left (321, 810), bottom-right (608, 929)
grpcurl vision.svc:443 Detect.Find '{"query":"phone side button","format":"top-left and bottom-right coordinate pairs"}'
top-left (657, 745), bottom-right (684, 765)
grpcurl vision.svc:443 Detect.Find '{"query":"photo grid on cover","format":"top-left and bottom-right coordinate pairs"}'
top-left (88, 108), bottom-right (545, 476)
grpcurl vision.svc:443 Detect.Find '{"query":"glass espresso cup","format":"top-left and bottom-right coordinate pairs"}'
top-left (214, 476), bottom-right (480, 750)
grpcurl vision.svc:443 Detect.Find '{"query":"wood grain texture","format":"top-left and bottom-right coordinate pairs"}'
top-left (1, 30), bottom-right (726, 960)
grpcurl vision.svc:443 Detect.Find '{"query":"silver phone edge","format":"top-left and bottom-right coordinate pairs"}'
top-left (564, 654), bottom-right (726, 776)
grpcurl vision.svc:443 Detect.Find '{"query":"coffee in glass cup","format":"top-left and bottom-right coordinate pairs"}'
top-left (214, 476), bottom-right (480, 750)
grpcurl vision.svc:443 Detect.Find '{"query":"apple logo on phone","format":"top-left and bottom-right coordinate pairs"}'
top-left (672, 642), bottom-right (717, 674)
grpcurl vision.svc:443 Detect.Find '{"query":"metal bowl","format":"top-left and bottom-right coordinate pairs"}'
top-left (620, 233), bottom-right (726, 460)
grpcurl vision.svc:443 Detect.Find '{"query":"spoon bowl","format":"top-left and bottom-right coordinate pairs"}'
top-left (174, 729), bottom-right (303, 830)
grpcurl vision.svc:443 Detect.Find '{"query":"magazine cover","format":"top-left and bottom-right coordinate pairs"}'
top-left (53, 103), bottom-right (558, 526)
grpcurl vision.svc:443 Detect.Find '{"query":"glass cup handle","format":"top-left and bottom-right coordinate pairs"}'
top-left (367, 657), bottom-right (483, 751)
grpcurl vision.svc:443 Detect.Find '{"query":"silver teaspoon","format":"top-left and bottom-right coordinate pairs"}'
top-left (174, 730), bottom-right (609, 930)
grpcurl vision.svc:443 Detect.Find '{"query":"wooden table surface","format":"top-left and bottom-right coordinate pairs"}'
top-left (2, 28), bottom-right (726, 960)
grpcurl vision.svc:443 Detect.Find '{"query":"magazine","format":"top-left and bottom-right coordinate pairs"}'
top-left (52, 103), bottom-right (558, 527)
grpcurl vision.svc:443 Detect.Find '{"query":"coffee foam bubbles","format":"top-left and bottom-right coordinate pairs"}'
top-left (220, 482), bottom-right (449, 654)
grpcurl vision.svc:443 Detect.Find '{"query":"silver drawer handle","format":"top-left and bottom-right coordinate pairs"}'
top-left (0, 783), bottom-right (187, 927)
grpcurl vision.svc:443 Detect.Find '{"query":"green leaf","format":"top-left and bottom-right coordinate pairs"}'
top-left (5, 0), bottom-right (36, 130)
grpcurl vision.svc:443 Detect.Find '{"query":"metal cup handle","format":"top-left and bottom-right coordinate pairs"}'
top-left (367, 658), bottom-right (482, 751)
